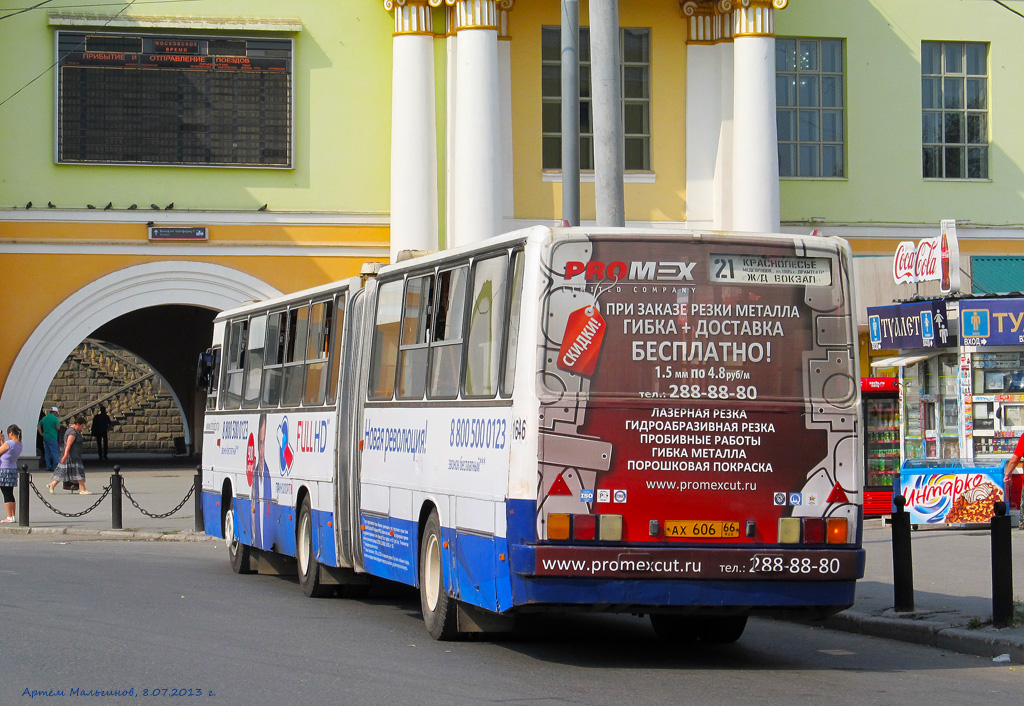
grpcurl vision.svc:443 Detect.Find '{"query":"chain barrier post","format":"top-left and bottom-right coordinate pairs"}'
top-left (18, 463), bottom-right (30, 527)
top-left (110, 465), bottom-right (123, 530)
top-left (891, 494), bottom-right (915, 613)
top-left (991, 500), bottom-right (1013, 627)
top-left (194, 465), bottom-right (204, 532)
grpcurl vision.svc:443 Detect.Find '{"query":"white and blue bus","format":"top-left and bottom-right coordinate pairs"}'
top-left (200, 226), bottom-right (864, 641)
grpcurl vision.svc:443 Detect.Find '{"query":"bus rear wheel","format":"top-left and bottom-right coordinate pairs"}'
top-left (698, 616), bottom-right (747, 644)
top-left (297, 496), bottom-right (333, 598)
top-left (225, 496), bottom-right (253, 575)
top-left (650, 615), bottom-right (747, 644)
top-left (649, 614), bottom-right (699, 642)
top-left (419, 510), bottom-right (459, 640)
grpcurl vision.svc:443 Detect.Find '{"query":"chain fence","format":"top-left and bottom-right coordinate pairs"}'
top-left (28, 478), bottom-right (112, 518)
top-left (15, 466), bottom-right (200, 529)
top-left (122, 482), bottom-right (195, 519)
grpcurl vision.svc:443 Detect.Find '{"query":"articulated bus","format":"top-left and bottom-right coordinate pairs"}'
top-left (199, 226), bottom-right (864, 642)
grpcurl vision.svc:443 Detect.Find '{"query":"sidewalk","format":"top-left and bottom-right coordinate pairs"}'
top-left (2, 466), bottom-right (1024, 660)
top-left (823, 519), bottom-right (1024, 662)
top-left (0, 453), bottom-right (209, 540)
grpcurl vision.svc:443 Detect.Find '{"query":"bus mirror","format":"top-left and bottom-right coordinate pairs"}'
top-left (196, 350), bottom-right (214, 389)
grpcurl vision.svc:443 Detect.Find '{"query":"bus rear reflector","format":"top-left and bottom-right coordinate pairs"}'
top-left (802, 518), bottom-right (825, 544)
top-left (573, 514), bottom-right (596, 540)
top-left (598, 514), bottom-right (622, 541)
top-left (826, 518), bottom-right (848, 544)
top-left (548, 513), bottom-right (571, 540)
top-left (778, 517), bottom-right (801, 544)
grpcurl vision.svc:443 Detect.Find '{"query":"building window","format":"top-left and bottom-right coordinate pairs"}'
top-left (56, 32), bottom-right (292, 167)
top-left (541, 27), bottom-right (650, 171)
top-left (776, 38), bottom-right (845, 178)
top-left (922, 41), bottom-right (988, 179)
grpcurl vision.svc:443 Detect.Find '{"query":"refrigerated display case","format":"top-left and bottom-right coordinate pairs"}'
top-left (902, 353), bottom-right (960, 460)
top-left (862, 378), bottom-right (900, 516)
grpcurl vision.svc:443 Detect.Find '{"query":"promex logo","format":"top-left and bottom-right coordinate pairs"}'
top-left (564, 260), bottom-right (695, 282)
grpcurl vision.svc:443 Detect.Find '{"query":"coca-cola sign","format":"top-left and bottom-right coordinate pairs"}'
top-left (891, 220), bottom-right (960, 294)
top-left (892, 238), bottom-right (940, 284)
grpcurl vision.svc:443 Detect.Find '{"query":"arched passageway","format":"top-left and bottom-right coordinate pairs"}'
top-left (1, 261), bottom-right (280, 457)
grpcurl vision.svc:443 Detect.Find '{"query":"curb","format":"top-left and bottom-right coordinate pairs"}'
top-left (822, 610), bottom-right (1024, 662)
top-left (0, 526), bottom-right (216, 542)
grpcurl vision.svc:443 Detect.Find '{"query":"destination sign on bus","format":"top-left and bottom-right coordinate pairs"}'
top-left (709, 254), bottom-right (832, 286)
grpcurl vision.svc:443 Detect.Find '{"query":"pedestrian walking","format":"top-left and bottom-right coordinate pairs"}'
top-left (37, 406), bottom-right (60, 472)
top-left (0, 424), bottom-right (23, 522)
top-left (91, 405), bottom-right (111, 460)
top-left (46, 415), bottom-right (90, 495)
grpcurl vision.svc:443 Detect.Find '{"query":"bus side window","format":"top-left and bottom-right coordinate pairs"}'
top-left (282, 305), bottom-right (310, 407)
top-left (303, 300), bottom-right (331, 406)
top-left (369, 280), bottom-right (404, 400)
top-left (242, 314), bottom-right (267, 409)
top-left (428, 266), bottom-right (468, 399)
top-left (223, 319), bottom-right (248, 410)
top-left (464, 254), bottom-right (508, 398)
top-left (397, 274), bottom-right (433, 400)
top-left (262, 311), bottom-right (286, 407)
top-left (501, 249), bottom-right (524, 397)
top-left (327, 292), bottom-right (347, 404)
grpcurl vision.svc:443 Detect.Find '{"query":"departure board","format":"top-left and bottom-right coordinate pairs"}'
top-left (56, 32), bottom-right (293, 168)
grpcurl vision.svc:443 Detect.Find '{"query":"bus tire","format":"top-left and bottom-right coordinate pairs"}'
top-left (297, 496), bottom-right (333, 598)
top-left (649, 614), bottom-right (700, 643)
top-left (698, 616), bottom-right (747, 644)
top-left (225, 496), bottom-right (253, 575)
top-left (419, 511), bottom-right (459, 641)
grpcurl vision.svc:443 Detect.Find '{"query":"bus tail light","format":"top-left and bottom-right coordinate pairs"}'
top-left (573, 514), bottom-right (596, 540)
top-left (826, 518), bottom-right (849, 544)
top-left (546, 513), bottom-right (621, 541)
top-left (598, 514), bottom-right (622, 541)
top-left (802, 518), bottom-right (825, 544)
top-left (548, 513), bottom-right (571, 540)
top-left (778, 517), bottom-right (801, 544)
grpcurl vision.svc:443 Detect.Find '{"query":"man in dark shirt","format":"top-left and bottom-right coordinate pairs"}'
top-left (91, 405), bottom-right (112, 460)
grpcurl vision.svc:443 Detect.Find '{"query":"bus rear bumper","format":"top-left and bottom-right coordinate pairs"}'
top-left (508, 543), bottom-right (865, 614)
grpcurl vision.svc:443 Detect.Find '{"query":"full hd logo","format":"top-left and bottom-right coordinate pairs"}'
top-left (564, 260), bottom-right (695, 282)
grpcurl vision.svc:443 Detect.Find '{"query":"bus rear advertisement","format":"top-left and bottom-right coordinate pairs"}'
top-left (199, 226), bottom-right (863, 643)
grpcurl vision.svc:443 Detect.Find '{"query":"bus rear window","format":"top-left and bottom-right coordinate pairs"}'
top-left (539, 237), bottom-right (853, 403)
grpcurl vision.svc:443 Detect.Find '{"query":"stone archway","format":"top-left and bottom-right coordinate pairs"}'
top-left (1, 261), bottom-right (281, 456)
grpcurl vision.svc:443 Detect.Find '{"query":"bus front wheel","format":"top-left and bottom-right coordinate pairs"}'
top-left (225, 497), bottom-right (253, 575)
top-left (297, 496), bottom-right (333, 598)
top-left (419, 511), bottom-right (459, 640)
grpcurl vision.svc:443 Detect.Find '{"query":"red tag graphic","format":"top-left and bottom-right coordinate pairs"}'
top-left (557, 306), bottom-right (606, 377)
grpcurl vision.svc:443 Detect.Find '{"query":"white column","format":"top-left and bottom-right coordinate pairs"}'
top-left (715, 39), bottom-right (734, 231)
top-left (498, 4), bottom-right (515, 233)
top-left (731, 0), bottom-right (784, 233)
top-left (386, 0), bottom-right (439, 261)
top-left (682, 3), bottom-right (721, 230)
top-left (451, 0), bottom-right (502, 248)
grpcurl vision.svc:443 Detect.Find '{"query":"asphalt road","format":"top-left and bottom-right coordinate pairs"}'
top-left (1, 536), bottom-right (1020, 706)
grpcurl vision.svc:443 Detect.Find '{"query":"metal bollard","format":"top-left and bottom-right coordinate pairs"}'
top-left (193, 465), bottom-right (204, 532)
top-left (110, 465), bottom-right (123, 530)
top-left (18, 464), bottom-right (30, 527)
top-left (891, 494), bottom-right (915, 613)
top-left (992, 501), bottom-right (1014, 628)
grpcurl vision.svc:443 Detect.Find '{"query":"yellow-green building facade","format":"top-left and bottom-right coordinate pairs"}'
top-left (3, 0), bottom-right (1024, 454)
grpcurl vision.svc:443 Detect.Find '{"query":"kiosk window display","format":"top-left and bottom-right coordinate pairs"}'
top-left (903, 353), bottom-right (960, 459)
top-left (972, 352), bottom-right (1024, 457)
